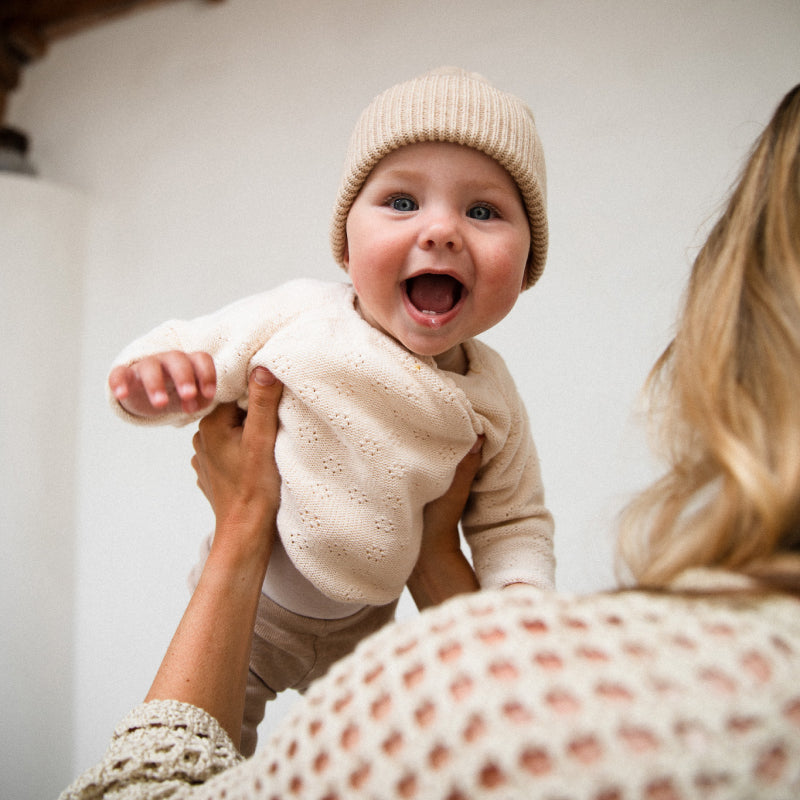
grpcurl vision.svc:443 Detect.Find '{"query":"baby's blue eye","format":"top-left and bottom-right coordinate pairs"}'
top-left (390, 196), bottom-right (417, 212)
top-left (467, 205), bottom-right (495, 221)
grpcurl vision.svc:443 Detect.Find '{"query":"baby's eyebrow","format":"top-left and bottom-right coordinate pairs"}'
top-left (373, 167), bottom-right (425, 183)
top-left (376, 168), bottom-right (511, 195)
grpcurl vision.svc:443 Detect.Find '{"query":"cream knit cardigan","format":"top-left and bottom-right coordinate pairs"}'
top-left (110, 279), bottom-right (555, 603)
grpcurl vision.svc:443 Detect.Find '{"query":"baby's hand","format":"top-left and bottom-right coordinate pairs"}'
top-left (109, 350), bottom-right (217, 418)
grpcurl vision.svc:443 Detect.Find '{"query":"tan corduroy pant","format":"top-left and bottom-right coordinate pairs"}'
top-left (241, 591), bottom-right (398, 756)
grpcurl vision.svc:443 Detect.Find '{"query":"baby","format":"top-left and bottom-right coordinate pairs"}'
top-left (109, 67), bottom-right (555, 754)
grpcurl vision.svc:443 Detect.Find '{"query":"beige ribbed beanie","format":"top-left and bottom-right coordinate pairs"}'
top-left (330, 67), bottom-right (548, 288)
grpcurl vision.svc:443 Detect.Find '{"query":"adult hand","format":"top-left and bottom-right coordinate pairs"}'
top-left (191, 367), bottom-right (283, 563)
top-left (408, 437), bottom-right (483, 609)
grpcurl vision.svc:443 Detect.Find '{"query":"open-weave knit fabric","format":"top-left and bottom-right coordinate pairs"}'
top-left (62, 575), bottom-right (800, 799)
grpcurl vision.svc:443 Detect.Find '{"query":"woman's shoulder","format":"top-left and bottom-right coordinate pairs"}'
top-left (376, 578), bottom-right (800, 671)
top-left (65, 584), bottom-right (800, 799)
top-left (251, 582), bottom-right (800, 798)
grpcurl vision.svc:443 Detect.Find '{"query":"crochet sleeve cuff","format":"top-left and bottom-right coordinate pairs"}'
top-left (59, 699), bottom-right (243, 800)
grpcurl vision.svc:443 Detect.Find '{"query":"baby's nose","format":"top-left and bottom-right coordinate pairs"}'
top-left (419, 211), bottom-right (463, 251)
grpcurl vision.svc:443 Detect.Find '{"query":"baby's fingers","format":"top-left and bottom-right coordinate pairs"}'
top-left (159, 351), bottom-right (216, 413)
top-left (134, 355), bottom-right (176, 409)
top-left (187, 352), bottom-right (217, 401)
top-left (109, 361), bottom-right (167, 417)
top-left (109, 364), bottom-right (134, 401)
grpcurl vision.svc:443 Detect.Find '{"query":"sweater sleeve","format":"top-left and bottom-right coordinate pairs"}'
top-left (456, 340), bottom-right (555, 590)
top-left (107, 279), bottom-right (330, 427)
top-left (58, 699), bottom-right (242, 800)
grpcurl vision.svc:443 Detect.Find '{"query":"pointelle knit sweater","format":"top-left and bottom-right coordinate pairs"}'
top-left (110, 279), bottom-right (555, 605)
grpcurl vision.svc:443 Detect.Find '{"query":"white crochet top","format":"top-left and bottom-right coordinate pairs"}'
top-left (61, 573), bottom-right (800, 799)
top-left (110, 279), bottom-right (555, 604)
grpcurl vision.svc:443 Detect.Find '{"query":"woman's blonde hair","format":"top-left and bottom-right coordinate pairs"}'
top-left (617, 84), bottom-right (800, 593)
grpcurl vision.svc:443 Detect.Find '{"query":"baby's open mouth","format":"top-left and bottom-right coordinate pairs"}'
top-left (405, 274), bottom-right (464, 315)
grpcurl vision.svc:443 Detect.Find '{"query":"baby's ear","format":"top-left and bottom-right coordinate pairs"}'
top-left (342, 239), bottom-right (350, 270)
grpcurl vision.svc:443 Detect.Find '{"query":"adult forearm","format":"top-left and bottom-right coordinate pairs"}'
top-left (409, 439), bottom-right (483, 610)
top-left (145, 530), bottom-right (272, 749)
top-left (140, 368), bottom-right (283, 751)
top-left (408, 547), bottom-right (479, 610)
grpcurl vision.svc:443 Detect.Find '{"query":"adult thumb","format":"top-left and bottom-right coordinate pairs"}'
top-left (244, 367), bottom-right (282, 441)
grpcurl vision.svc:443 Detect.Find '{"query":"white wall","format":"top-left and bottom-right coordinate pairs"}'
top-left (0, 175), bottom-right (88, 799)
top-left (5, 0), bottom-right (799, 791)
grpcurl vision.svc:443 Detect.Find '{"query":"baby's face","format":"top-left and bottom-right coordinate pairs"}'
top-left (344, 142), bottom-right (530, 357)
